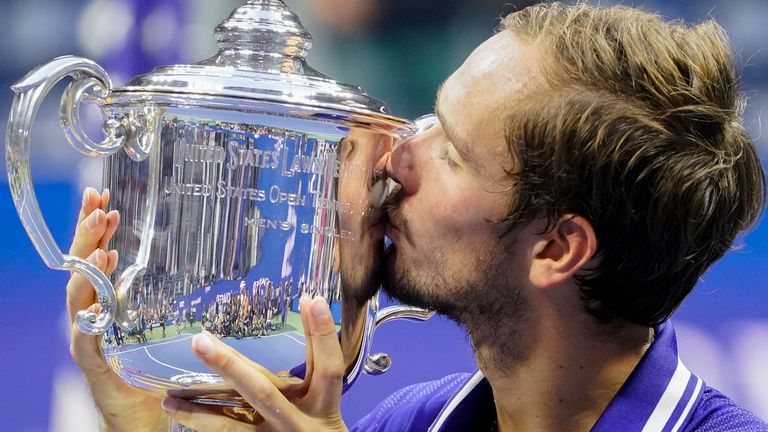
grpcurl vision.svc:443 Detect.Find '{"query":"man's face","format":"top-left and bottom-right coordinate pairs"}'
top-left (382, 31), bottom-right (542, 324)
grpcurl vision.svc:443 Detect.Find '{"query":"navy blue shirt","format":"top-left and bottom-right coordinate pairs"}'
top-left (352, 321), bottom-right (767, 431)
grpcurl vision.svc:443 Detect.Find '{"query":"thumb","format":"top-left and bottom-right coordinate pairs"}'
top-left (303, 297), bottom-right (344, 416)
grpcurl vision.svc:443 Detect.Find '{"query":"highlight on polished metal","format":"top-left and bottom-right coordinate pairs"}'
top-left (5, 0), bottom-right (433, 408)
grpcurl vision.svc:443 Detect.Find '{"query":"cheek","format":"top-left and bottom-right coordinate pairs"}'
top-left (422, 185), bottom-right (504, 241)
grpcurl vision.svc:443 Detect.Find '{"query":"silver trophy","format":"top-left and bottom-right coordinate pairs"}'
top-left (6, 0), bottom-right (432, 408)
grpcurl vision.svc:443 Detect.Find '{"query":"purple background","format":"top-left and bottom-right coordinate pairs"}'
top-left (0, 1), bottom-right (766, 430)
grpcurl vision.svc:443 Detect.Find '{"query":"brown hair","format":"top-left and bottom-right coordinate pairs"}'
top-left (499, 2), bottom-right (766, 326)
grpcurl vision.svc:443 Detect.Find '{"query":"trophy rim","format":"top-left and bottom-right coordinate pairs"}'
top-left (106, 88), bottom-right (416, 136)
top-left (117, 64), bottom-right (392, 117)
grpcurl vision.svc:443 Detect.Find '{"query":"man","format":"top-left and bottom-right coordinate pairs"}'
top-left (66, 2), bottom-right (766, 431)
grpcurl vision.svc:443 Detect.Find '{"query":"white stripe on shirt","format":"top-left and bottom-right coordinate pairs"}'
top-left (670, 376), bottom-right (703, 432)
top-left (642, 357), bottom-right (693, 432)
top-left (429, 371), bottom-right (485, 432)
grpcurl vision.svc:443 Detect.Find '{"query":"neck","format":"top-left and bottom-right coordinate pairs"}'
top-left (466, 312), bottom-right (653, 432)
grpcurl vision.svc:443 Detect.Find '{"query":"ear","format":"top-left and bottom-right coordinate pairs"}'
top-left (529, 215), bottom-right (597, 289)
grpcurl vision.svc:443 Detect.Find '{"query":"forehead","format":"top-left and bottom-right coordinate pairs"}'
top-left (437, 31), bottom-right (542, 172)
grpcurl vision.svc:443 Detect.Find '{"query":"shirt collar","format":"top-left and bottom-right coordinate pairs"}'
top-left (429, 321), bottom-right (705, 432)
top-left (593, 320), bottom-right (705, 432)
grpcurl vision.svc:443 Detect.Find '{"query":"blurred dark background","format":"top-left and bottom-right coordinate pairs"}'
top-left (0, 0), bottom-right (765, 430)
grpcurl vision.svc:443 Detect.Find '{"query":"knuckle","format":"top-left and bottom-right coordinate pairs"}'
top-left (316, 363), bottom-right (345, 382)
top-left (213, 350), bottom-right (236, 374)
top-left (258, 387), bottom-right (279, 411)
top-left (242, 375), bottom-right (278, 410)
top-left (68, 342), bottom-right (78, 362)
top-left (67, 279), bottom-right (94, 301)
top-left (65, 277), bottom-right (77, 293)
top-left (314, 324), bottom-right (337, 338)
top-left (69, 340), bottom-right (90, 368)
top-left (76, 219), bottom-right (89, 233)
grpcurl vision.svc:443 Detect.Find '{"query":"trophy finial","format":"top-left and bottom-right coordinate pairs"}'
top-left (205, 0), bottom-right (314, 73)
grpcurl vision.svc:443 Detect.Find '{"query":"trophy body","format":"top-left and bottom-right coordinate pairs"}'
top-left (6, 0), bottom-right (431, 407)
top-left (101, 96), bottom-right (405, 399)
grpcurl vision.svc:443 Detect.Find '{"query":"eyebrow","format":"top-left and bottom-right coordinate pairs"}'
top-left (434, 84), bottom-right (479, 169)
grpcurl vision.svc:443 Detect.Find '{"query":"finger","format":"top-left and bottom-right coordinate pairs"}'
top-left (100, 188), bottom-right (110, 211)
top-left (77, 187), bottom-right (101, 225)
top-left (299, 296), bottom-right (314, 391)
top-left (186, 330), bottom-right (303, 398)
top-left (191, 332), bottom-right (304, 428)
top-left (106, 249), bottom-right (119, 276)
top-left (99, 210), bottom-right (120, 250)
top-left (162, 397), bottom-right (254, 432)
top-left (67, 249), bottom-right (107, 322)
top-left (69, 208), bottom-right (109, 258)
top-left (304, 296), bottom-right (344, 415)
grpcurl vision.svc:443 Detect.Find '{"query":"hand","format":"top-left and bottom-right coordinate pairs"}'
top-left (67, 187), bottom-right (169, 431)
top-left (161, 296), bottom-right (348, 432)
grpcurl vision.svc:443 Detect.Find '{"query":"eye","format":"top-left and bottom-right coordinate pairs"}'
top-left (439, 148), bottom-right (460, 169)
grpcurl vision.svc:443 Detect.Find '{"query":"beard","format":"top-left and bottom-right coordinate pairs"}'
top-left (380, 239), bottom-right (532, 370)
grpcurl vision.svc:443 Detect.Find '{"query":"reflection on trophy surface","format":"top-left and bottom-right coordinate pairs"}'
top-left (336, 129), bottom-right (395, 370)
top-left (4, 0), bottom-right (427, 410)
top-left (102, 117), bottom-right (398, 402)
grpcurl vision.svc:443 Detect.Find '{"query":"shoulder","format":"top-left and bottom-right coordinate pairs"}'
top-left (350, 373), bottom-right (472, 432)
top-left (686, 385), bottom-right (768, 432)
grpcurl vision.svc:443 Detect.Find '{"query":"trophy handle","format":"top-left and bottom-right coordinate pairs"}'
top-left (5, 56), bottom-right (151, 334)
top-left (363, 305), bottom-right (435, 376)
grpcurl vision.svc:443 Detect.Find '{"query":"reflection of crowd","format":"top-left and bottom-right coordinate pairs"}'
top-left (105, 323), bottom-right (126, 346)
top-left (297, 279), bottom-right (340, 302)
top-left (103, 277), bottom-right (336, 347)
top-left (104, 304), bottom-right (173, 346)
top-left (104, 302), bottom-right (199, 347)
top-left (174, 308), bottom-right (196, 335)
top-left (144, 305), bottom-right (173, 339)
top-left (203, 279), bottom-right (293, 339)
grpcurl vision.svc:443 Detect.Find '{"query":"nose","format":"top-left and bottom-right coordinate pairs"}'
top-left (385, 135), bottom-right (420, 196)
top-left (383, 114), bottom-right (437, 196)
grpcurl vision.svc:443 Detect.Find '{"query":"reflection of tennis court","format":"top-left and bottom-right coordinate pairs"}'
top-left (104, 329), bottom-right (307, 390)
top-left (114, 310), bottom-right (308, 346)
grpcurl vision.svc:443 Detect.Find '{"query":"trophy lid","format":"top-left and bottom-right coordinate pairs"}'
top-left (116, 0), bottom-right (393, 117)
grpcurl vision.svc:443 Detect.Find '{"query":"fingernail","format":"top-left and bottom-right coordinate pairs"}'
top-left (311, 296), bottom-right (330, 319)
top-left (82, 188), bottom-right (90, 207)
top-left (161, 397), bottom-right (178, 413)
top-left (85, 211), bottom-right (100, 229)
top-left (192, 332), bottom-right (216, 357)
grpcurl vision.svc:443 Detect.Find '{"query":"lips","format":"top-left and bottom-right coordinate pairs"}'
top-left (381, 183), bottom-right (408, 241)
top-left (365, 167), bottom-right (406, 239)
